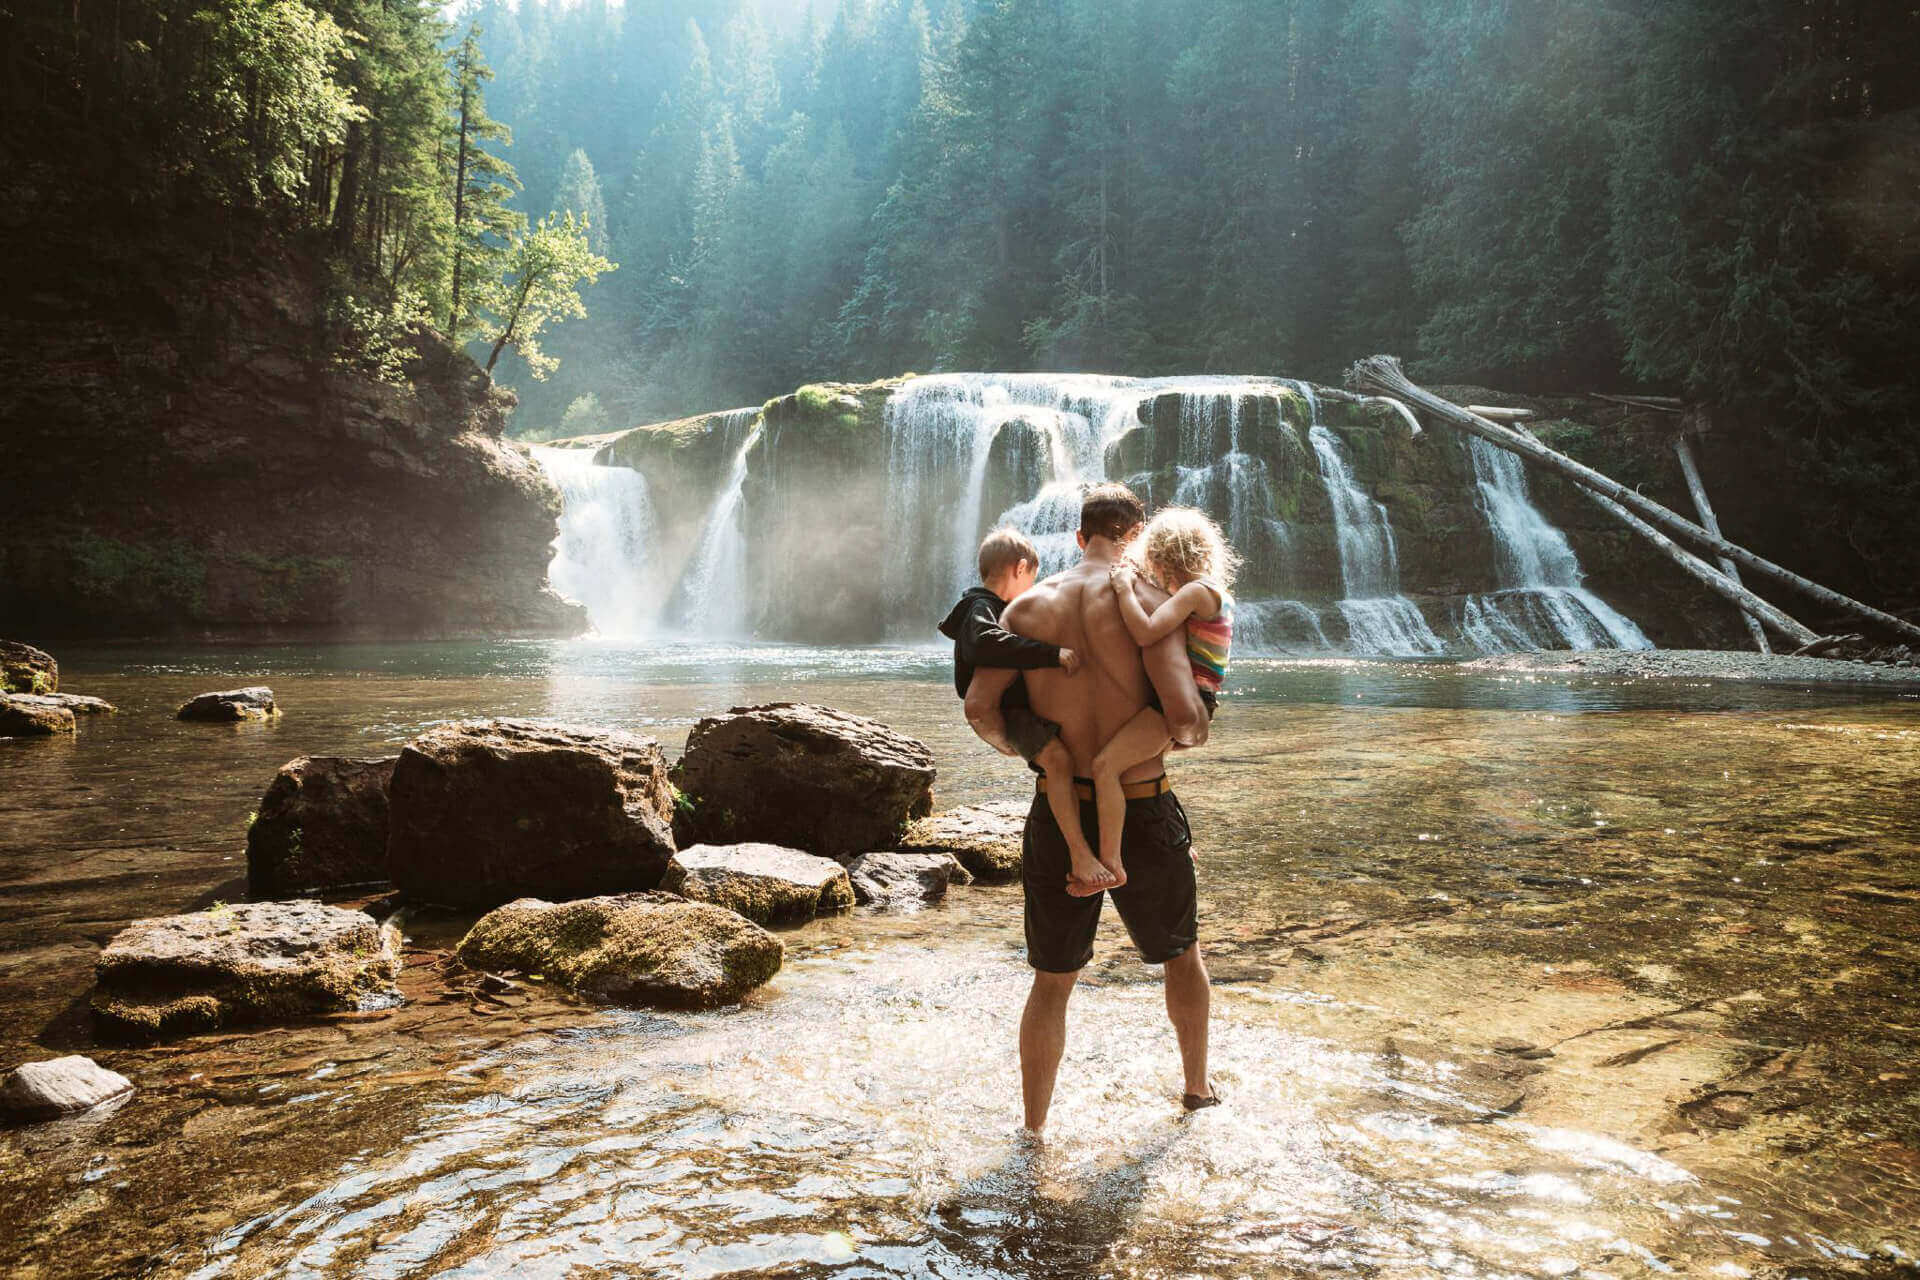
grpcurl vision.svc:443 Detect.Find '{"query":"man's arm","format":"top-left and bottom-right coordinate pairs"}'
top-left (963, 666), bottom-right (1021, 756)
top-left (1139, 583), bottom-right (1209, 748)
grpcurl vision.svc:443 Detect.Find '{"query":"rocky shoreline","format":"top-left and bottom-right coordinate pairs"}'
top-left (1461, 647), bottom-right (1920, 684)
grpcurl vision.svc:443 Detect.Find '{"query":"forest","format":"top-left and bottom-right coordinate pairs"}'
top-left (4, 0), bottom-right (1917, 591)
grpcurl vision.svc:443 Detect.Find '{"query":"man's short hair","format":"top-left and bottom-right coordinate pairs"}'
top-left (1079, 483), bottom-right (1145, 543)
top-left (978, 526), bottom-right (1040, 581)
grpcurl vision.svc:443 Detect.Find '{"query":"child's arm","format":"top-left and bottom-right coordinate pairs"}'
top-left (963, 604), bottom-right (1081, 675)
top-left (1109, 567), bottom-right (1217, 647)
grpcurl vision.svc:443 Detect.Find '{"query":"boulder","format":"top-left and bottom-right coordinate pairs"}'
top-left (247, 756), bottom-right (397, 898)
top-left (662, 843), bottom-right (856, 924)
top-left (456, 892), bottom-right (782, 1009)
top-left (17, 692), bottom-right (114, 714)
top-left (1, 1056), bottom-right (134, 1120)
top-left (0, 640), bottom-right (57, 694)
top-left (0, 694), bottom-right (75, 737)
top-left (844, 851), bottom-right (971, 911)
top-left (675, 703), bottom-right (936, 857)
top-left (93, 900), bottom-right (400, 1039)
top-left (387, 719), bottom-right (676, 909)
top-left (177, 686), bottom-right (278, 721)
top-left (897, 801), bottom-right (1028, 882)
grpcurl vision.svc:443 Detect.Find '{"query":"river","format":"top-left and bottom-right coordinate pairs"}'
top-left (2, 642), bottom-right (1916, 1278)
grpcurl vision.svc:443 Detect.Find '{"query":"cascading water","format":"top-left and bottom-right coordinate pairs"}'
top-left (533, 446), bottom-right (660, 637)
top-left (1465, 437), bottom-right (1651, 651)
top-left (676, 409), bottom-right (762, 636)
top-left (1306, 424), bottom-right (1446, 657)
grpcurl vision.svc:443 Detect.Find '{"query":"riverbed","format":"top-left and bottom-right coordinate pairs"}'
top-left (2, 642), bottom-right (1917, 1278)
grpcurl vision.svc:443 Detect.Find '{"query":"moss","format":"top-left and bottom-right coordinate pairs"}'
top-left (231, 552), bottom-right (352, 622)
top-left (72, 532), bottom-right (208, 614)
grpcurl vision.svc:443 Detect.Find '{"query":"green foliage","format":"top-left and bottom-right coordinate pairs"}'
top-left (72, 534), bottom-right (208, 614)
top-left (480, 213), bottom-right (616, 379)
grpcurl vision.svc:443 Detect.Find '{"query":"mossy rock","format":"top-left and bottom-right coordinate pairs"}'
top-left (455, 892), bottom-right (783, 1009)
top-left (0, 640), bottom-right (57, 695)
top-left (661, 843), bottom-right (856, 925)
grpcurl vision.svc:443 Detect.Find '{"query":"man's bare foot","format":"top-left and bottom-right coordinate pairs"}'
top-left (1066, 847), bottom-right (1117, 896)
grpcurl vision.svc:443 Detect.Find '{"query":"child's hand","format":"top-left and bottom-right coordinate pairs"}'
top-left (1109, 561), bottom-right (1136, 591)
top-left (1058, 646), bottom-right (1082, 677)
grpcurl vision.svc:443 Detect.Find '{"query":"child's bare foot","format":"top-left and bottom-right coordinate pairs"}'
top-left (1066, 843), bottom-right (1117, 896)
top-left (1098, 853), bottom-right (1127, 890)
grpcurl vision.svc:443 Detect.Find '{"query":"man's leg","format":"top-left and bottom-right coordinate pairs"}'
top-left (1164, 946), bottom-right (1213, 1102)
top-left (1019, 967), bottom-right (1079, 1132)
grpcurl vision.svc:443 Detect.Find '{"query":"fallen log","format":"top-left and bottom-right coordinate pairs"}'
top-left (1591, 392), bottom-right (1685, 413)
top-left (1349, 355), bottom-right (1920, 647)
top-left (1673, 432), bottom-right (1770, 654)
top-left (1464, 405), bottom-right (1536, 423)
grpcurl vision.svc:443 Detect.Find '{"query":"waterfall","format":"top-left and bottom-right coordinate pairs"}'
top-left (1466, 437), bottom-right (1650, 651)
top-left (1306, 424), bottom-right (1445, 656)
top-left (533, 446), bottom-right (659, 637)
top-left (677, 409), bottom-right (763, 636)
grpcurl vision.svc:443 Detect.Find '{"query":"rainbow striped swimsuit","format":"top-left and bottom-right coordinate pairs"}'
top-left (1186, 578), bottom-right (1233, 694)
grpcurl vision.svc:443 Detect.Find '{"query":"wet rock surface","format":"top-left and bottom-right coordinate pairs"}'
top-left (387, 720), bottom-right (676, 910)
top-left (897, 801), bottom-right (1026, 882)
top-left (1463, 647), bottom-right (1920, 684)
top-left (456, 892), bottom-right (783, 1009)
top-left (1, 1055), bottom-right (134, 1120)
top-left (675, 703), bottom-right (936, 857)
top-left (0, 640), bottom-right (57, 694)
top-left (0, 695), bottom-right (75, 736)
top-left (662, 843), bottom-right (855, 924)
top-left (246, 756), bottom-right (397, 899)
top-left (92, 900), bottom-right (400, 1039)
top-left (12, 691), bottom-right (115, 714)
top-left (843, 851), bottom-right (970, 911)
top-left (176, 686), bottom-right (278, 721)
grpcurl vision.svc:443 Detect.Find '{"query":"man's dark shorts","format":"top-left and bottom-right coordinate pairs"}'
top-left (1023, 783), bottom-right (1197, 973)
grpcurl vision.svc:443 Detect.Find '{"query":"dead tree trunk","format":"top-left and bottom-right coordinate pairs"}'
top-left (1348, 356), bottom-right (1920, 647)
top-left (1673, 432), bottom-right (1770, 653)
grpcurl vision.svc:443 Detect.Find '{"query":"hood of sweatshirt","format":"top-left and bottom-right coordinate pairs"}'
top-left (937, 586), bottom-right (1005, 640)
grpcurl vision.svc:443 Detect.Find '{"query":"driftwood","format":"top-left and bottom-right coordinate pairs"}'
top-left (1674, 432), bottom-right (1770, 654)
top-left (1349, 356), bottom-right (1920, 647)
top-left (1591, 392), bottom-right (1685, 413)
top-left (1464, 405), bottom-right (1536, 423)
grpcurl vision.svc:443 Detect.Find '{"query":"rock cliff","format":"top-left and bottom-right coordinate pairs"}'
top-left (0, 243), bottom-right (584, 641)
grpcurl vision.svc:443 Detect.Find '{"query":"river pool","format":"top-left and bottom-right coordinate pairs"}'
top-left (2, 642), bottom-right (1917, 1279)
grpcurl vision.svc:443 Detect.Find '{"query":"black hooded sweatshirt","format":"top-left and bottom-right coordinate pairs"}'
top-left (937, 586), bottom-right (1063, 700)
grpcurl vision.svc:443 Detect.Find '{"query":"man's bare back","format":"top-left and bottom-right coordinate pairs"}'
top-left (1003, 557), bottom-right (1207, 781)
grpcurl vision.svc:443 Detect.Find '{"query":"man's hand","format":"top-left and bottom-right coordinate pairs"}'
top-left (1058, 646), bottom-right (1082, 677)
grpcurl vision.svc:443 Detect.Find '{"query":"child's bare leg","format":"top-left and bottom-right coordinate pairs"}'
top-left (1090, 708), bottom-right (1174, 887)
top-left (1034, 737), bottom-right (1113, 895)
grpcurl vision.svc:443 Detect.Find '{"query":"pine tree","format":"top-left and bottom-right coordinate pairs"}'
top-left (552, 149), bottom-right (609, 255)
top-left (446, 22), bottom-right (524, 342)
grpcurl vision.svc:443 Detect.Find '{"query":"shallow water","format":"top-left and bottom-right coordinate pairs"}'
top-left (2, 642), bottom-right (1917, 1278)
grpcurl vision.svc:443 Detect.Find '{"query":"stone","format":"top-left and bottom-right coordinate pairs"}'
top-left (0, 694), bottom-right (75, 737)
top-left (456, 892), bottom-right (782, 1009)
top-left (675, 703), bottom-right (936, 857)
top-left (10, 692), bottom-right (114, 714)
top-left (844, 851), bottom-right (971, 911)
top-left (247, 755), bottom-right (398, 898)
top-left (897, 801), bottom-right (1027, 883)
top-left (386, 719), bottom-right (676, 910)
top-left (93, 900), bottom-right (401, 1039)
top-left (0, 640), bottom-right (57, 694)
top-left (176, 686), bottom-right (278, 721)
top-left (1, 1055), bottom-right (134, 1120)
top-left (662, 843), bottom-right (856, 924)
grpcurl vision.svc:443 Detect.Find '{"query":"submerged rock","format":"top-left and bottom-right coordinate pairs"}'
top-left (247, 756), bottom-right (397, 899)
top-left (675, 703), bottom-right (936, 858)
top-left (456, 892), bottom-right (782, 1009)
top-left (1, 1055), bottom-right (134, 1120)
top-left (0, 694), bottom-right (75, 737)
top-left (897, 801), bottom-right (1028, 883)
top-left (15, 692), bottom-right (115, 714)
top-left (177, 687), bottom-right (278, 721)
top-left (0, 640), bottom-right (57, 694)
top-left (844, 851), bottom-right (971, 911)
top-left (662, 843), bottom-right (855, 924)
top-left (92, 900), bottom-right (400, 1039)
top-left (387, 719), bottom-right (676, 909)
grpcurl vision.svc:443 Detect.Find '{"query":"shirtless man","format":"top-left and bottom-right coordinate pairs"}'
top-left (962, 483), bottom-right (1217, 1132)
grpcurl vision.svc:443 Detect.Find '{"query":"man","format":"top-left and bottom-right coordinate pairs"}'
top-left (963, 483), bottom-right (1217, 1133)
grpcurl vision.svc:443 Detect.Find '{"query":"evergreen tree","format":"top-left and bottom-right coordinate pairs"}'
top-left (553, 149), bottom-right (610, 255)
top-left (446, 23), bottom-right (524, 341)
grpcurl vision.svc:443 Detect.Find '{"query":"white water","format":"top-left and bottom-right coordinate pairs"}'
top-left (534, 446), bottom-right (660, 637)
top-left (1466, 437), bottom-right (1652, 652)
top-left (677, 409), bottom-right (763, 636)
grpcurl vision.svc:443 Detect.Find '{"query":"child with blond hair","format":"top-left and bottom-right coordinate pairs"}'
top-left (1084, 506), bottom-right (1235, 892)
